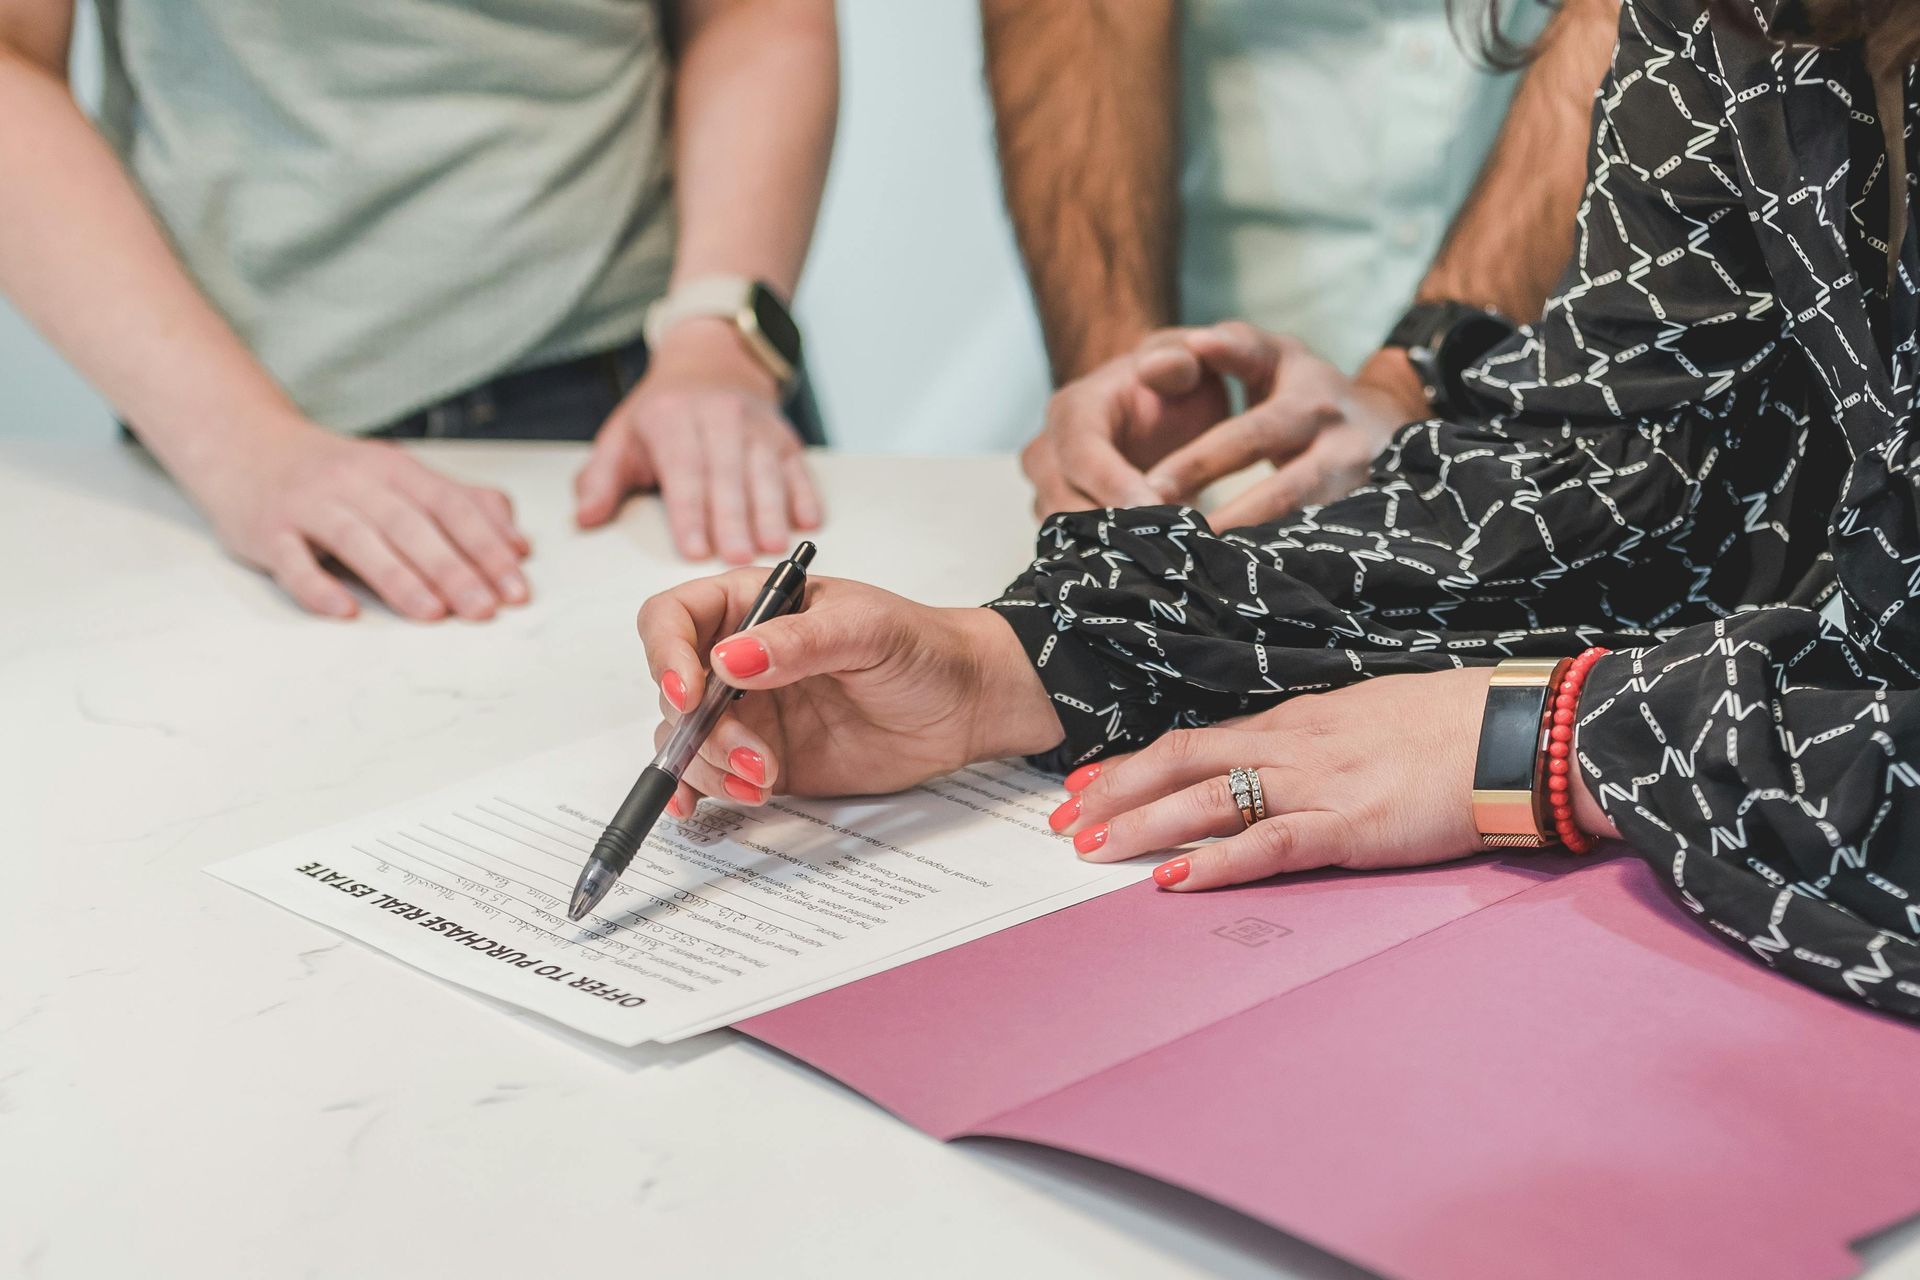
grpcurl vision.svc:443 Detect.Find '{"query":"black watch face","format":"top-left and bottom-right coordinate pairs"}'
top-left (751, 284), bottom-right (803, 367)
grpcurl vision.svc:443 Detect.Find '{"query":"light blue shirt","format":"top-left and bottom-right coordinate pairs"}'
top-left (1179, 0), bottom-right (1549, 372)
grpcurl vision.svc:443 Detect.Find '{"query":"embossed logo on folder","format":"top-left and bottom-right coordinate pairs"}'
top-left (1212, 917), bottom-right (1291, 948)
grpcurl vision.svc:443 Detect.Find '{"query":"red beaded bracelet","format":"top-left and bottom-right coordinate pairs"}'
top-left (1543, 646), bottom-right (1609, 854)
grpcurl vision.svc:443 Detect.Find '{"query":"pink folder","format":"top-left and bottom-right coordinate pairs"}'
top-left (741, 854), bottom-right (1920, 1280)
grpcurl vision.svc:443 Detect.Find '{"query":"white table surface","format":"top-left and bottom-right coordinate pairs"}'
top-left (4, 441), bottom-right (1917, 1280)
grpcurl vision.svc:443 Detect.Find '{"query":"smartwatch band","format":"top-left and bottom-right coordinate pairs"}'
top-left (1384, 300), bottom-right (1518, 418)
top-left (645, 275), bottom-right (802, 392)
top-left (1472, 657), bottom-right (1570, 849)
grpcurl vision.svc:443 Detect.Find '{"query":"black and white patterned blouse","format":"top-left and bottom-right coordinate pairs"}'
top-left (990, 0), bottom-right (1920, 1018)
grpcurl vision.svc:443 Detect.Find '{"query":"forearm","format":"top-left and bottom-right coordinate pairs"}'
top-left (667, 0), bottom-right (837, 297)
top-left (1415, 0), bottom-right (1621, 321)
top-left (982, 0), bottom-right (1179, 383)
top-left (0, 48), bottom-right (306, 481)
top-left (1578, 612), bottom-right (1920, 1014)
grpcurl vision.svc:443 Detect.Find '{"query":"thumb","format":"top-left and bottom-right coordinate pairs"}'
top-left (574, 422), bottom-right (656, 528)
top-left (1134, 342), bottom-right (1207, 399)
top-left (709, 594), bottom-right (905, 691)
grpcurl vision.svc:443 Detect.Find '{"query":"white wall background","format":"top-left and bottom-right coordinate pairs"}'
top-left (0, 0), bottom-right (1052, 454)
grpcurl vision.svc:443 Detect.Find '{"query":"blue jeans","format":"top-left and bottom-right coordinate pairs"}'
top-left (370, 336), bottom-right (827, 445)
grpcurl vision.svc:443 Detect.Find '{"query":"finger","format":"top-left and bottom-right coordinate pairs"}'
top-left (1064, 726), bottom-right (1265, 834)
top-left (699, 411), bottom-right (756, 566)
top-left (357, 489), bottom-right (501, 620)
top-left (474, 487), bottom-right (531, 557)
top-left (783, 452), bottom-right (824, 531)
top-left (1155, 810), bottom-right (1352, 892)
top-left (412, 482), bottom-right (531, 605)
top-left (653, 721), bottom-right (753, 807)
top-left (745, 442), bottom-right (791, 556)
top-left (637, 567), bottom-right (777, 705)
top-left (1022, 434), bottom-right (1099, 520)
top-left (672, 706), bottom-right (779, 794)
top-left (305, 505), bottom-right (447, 622)
top-left (1032, 471), bottom-right (1099, 521)
top-left (574, 421), bottom-right (655, 529)
top-left (1184, 321), bottom-right (1284, 394)
top-left (1071, 768), bottom-right (1271, 862)
top-left (1209, 447), bottom-right (1361, 529)
top-left (706, 582), bottom-right (898, 691)
top-left (1134, 342), bottom-right (1208, 399)
top-left (1056, 423), bottom-right (1164, 511)
top-left (667, 780), bottom-right (701, 820)
top-left (264, 532), bottom-right (358, 619)
top-left (1145, 402), bottom-right (1331, 503)
top-left (669, 733), bottom-right (764, 807)
top-left (652, 425), bottom-right (713, 561)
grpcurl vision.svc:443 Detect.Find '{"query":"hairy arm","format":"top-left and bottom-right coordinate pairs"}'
top-left (1356, 0), bottom-right (1623, 411)
top-left (982, 0), bottom-right (1180, 384)
top-left (1417, 0), bottom-right (1621, 319)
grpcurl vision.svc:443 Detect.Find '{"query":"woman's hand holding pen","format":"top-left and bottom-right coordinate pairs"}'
top-left (636, 571), bottom-right (1064, 815)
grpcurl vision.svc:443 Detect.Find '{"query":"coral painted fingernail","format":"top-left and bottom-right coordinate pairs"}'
top-left (662, 669), bottom-right (687, 711)
top-left (1064, 763), bottom-right (1102, 793)
top-left (729, 747), bottom-right (766, 786)
top-left (667, 794), bottom-right (688, 819)
top-left (1153, 857), bottom-right (1191, 887)
top-left (1074, 823), bottom-right (1110, 855)
top-left (723, 775), bottom-right (764, 804)
top-left (1048, 796), bottom-right (1081, 832)
top-left (714, 636), bottom-right (770, 679)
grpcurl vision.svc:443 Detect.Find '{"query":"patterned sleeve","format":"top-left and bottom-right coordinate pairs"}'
top-left (984, 0), bottom-right (1920, 1021)
top-left (986, 1), bottom-right (1790, 774)
top-left (1577, 612), bottom-right (1920, 1016)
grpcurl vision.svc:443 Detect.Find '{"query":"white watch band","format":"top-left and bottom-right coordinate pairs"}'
top-left (644, 275), bottom-right (797, 390)
top-left (644, 275), bottom-right (755, 346)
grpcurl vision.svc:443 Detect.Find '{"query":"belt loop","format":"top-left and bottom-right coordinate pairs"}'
top-left (470, 385), bottom-right (497, 428)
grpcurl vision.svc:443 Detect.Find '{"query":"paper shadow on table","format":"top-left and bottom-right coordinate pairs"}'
top-left (739, 854), bottom-right (1920, 1280)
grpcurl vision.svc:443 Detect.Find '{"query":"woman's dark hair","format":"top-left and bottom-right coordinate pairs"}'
top-left (1446, 0), bottom-right (1561, 71)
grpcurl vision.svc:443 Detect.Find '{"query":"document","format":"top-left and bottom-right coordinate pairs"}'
top-left (211, 727), bottom-right (1146, 1045)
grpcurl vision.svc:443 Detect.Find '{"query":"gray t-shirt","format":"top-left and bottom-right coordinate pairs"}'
top-left (94, 0), bottom-right (676, 433)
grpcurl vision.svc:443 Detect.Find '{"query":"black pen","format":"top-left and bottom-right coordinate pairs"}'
top-left (567, 541), bottom-right (816, 923)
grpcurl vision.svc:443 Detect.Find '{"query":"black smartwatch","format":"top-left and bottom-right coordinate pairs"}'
top-left (1383, 301), bottom-right (1518, 418)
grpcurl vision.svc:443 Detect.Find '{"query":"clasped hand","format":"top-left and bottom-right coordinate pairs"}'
top-left (1022, 322), bottom-right (1427, 528)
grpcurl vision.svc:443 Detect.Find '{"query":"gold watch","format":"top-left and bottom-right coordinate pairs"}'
top-left (1471, 657), bottom-right (1569, 849)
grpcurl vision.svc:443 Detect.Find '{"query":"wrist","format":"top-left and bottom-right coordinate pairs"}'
top-left (1355, 347), bottom-right (1431, 423)
top-left (955, 607), bottom-right (1065, 762)
top-left (1050, 313), bottom-right (1163, 385)
top-left (648, 317), bottom-right (782, 403)
top-left (143, 403), bottom-right (324, 498)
